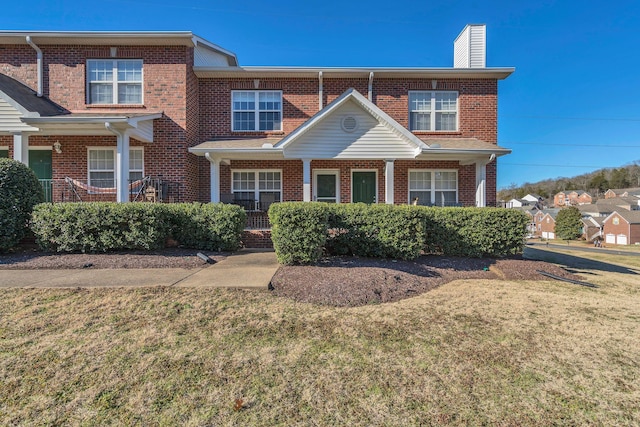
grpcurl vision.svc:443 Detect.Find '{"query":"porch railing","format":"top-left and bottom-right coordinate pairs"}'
top-left (38, 177), bottom-right (183, 203)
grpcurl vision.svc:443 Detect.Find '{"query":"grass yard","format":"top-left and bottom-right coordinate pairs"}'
top-left (1, 252), bottom-right (640, 425)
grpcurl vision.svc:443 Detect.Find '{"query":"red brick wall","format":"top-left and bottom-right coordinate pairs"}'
top-left (540, 216), bottom-right (555, 235)
top-left (242, 230), bottom-right (273, 248)
top-left (198, 77), bottom-right (498, 143)
top-left (0, 44), bottom-right (200, 200)
top-left (603, 213), bottom-right (637, 244)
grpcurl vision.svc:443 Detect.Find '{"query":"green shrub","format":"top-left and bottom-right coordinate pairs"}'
top-left (421, 207), bottom-right (528, 257)
top-left (31, 202), bottom-right (246, 253)
top-left (165, 203), bottom-right (246, 251)
top-left (325, 204), bottom-right (424, 259)
top-left (269, 202), bottom-right (329, 264)
top-left (32, 203), bottom-right (170, 252)
top-left (0, 158), bottom-right (45, 252)
top-left (269, 203), bottom-right (528, 264)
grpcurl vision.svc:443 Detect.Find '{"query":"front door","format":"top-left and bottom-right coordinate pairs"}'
top-left (29, 149), bottom-right (52, 202)
top-left (352, 171), bottom-right (376, 204)
top-left (314, 170), bottom-right (339, 203)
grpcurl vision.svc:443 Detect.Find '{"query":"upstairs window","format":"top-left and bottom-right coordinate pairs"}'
top-left (87, 60), bottom-right (143, 104)
top-left (409, 91), bottom-right (458, 131)
top-left (232, 91), bottom-right (282, 131)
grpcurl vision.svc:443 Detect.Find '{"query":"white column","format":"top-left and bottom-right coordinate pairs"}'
top-left (385, 159), bottom-right (395, 204)
top-left (13, 133), bottom-right (29, 165)
top-left (206, 154), bottom-right (221, 202)
top-left (302, 159), bottom-right (311, 202)
top-left (475, 162), bottom-right (487, 207)
top-left (115, 132), bottom-right (130, 203)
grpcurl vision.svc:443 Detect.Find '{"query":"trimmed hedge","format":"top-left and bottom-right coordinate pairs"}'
top-left (269, 202), bottom-right (529, 264)
top-left (0, 158), bottom-right (45, 252)
top-left (269, 202), bottom-right (329, 265)
top-left (31, 202), bottom-right (246, 253)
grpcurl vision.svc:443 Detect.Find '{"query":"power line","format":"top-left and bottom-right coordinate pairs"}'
top-left (501, 115), bottom-right (640, 122)
top-left (501, 163), bottom-right (613, 168)
top-left (502, 142), bottom-right (640, 148)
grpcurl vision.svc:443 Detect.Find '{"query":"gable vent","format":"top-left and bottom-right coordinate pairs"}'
top-left (341, 116), bottom-right (358, 132)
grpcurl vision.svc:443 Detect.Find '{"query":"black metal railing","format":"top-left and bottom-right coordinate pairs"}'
top-left (41, 177), bottom-right (182, 203)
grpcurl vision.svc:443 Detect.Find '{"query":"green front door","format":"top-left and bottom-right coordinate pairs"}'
top-left (0, 149), bottom-right (8, 158)
top-left (29, 150), bottom-right (52, 202)
top-left (352, 171), bottom-right (376, 204)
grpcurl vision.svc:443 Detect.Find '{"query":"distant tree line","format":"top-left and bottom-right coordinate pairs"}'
top-left (497, 161), bottom-right (640, 202)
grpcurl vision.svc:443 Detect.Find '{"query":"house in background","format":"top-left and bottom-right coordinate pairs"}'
top-left (553, 190), bottom-right (592, 207)
top-left (602, 210), bottom-right (640, 245)
top-left (604, 188), bottom-right (640, 199)
top-left (539, 210), bottom-right (559, 239)
top-left (582, 216), bottom-right (604, 242)
top-left (0, 25), bottom-right (514, 245)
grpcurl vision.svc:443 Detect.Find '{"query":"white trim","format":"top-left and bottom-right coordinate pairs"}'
top-left (86, 59), bottom-right (144, 105)
top-left (27, 146), bottom-right (52, 150)
top-left (408, 168), bottom-right (458, 205)
top-left (230, 168), bottom-right (283, 207)
top-left (351, 169), bottom-right (378, 204)
top-left (408, 91), bottom-right (459, 132)
top-left (231, 90), bottom-right (283, 132)
top-left (313, 169), bottom-right (340, 203)
top-left (86, 146), bottom-right (144, 189)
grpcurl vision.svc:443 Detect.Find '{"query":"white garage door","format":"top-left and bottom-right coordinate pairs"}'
top-left (548, 232), bottom-right (555, 240)
top-left (606, 234), bottom-right (615, 244)
top-left (617, 234), bottom-right (628, 245)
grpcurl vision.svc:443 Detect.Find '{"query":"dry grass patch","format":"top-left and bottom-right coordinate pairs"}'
top-left (1, 266), bottom-right (640, 425)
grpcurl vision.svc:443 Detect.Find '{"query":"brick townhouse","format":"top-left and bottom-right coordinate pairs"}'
top-left (0, 25), bottom-right (513, 212)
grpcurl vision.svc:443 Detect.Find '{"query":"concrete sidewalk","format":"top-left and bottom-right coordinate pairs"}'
top-left (0, 249), bottom-right (279, 289)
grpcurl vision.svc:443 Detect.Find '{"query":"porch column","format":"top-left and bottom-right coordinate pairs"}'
top-left (13, 133), bottom-right (29, 165)
top-left (115, 132), bottom-right (130, 203)
top-left (475, 162), bottom-right (487, 207)
top-left (302, 159), bottom-right (311, 202)
top-left (205, 153), bottom-right (220, 203)
top-left (385, 159), bottom-right (395, 204)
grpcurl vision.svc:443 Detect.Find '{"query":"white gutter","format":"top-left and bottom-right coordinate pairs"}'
top-left (368, 72), bottom-right (374, 101)
top-left (318, 71), bottom-right (323, 110)
top-left (25, 36), bottom-right (43, 97)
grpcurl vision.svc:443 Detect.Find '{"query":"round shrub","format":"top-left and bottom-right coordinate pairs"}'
top-left (0, 158), bottom-right (44, 252)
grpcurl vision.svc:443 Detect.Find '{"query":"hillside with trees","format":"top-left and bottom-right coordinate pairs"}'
top-left (498, 161), bottom-right (640, 202)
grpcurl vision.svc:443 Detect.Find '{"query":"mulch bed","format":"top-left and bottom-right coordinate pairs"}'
top-left (270, 256), bottom-right (583, 307)
top-left (0, 247), bottom-right (226, 270)
top-left (1, 246), bottom-right (584, 307)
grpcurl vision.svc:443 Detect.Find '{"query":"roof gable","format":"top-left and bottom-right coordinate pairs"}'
top-left (276, 88), bottom-right (427, 159)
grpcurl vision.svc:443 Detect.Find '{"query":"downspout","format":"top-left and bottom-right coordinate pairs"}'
top-left (25, 36), bottom-right (43, 97)
top-left (368, 71), bottom-right (374, 101)
top-left (318, 71), bottom-right (323, 111)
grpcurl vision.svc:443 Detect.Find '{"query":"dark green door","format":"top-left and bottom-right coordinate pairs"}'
top-left (352, 171), bottom-right (376, 204)
top-left (29, 150), bottom-right (52, 202)
top-left (0, 149), bottom-right (8, 158)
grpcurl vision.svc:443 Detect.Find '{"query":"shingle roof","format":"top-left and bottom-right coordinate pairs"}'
top-left (610, 210), bottom-right (640, 224)
top-left (0, 74), bottom-right (67, 116)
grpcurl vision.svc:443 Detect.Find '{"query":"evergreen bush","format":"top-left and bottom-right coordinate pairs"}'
top-left (0, 158), bottom-right (44, 252)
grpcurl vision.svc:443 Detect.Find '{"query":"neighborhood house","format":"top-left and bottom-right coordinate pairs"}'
top-left (0, 25), bottom-right (514, 245)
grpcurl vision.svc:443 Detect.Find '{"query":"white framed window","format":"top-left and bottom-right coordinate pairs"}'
top-left (232, 91), bottom-right (282, 131)
top-left (409, 91), bottom-right (458, 131)
top-left (87, 147), bottom-right (144, 188)
top-left (87, 60), bottom-right (143, 104)
top-left (408, 170), bottom-right (458, 206)
top-left (231, 170), bottom-right (282, 208)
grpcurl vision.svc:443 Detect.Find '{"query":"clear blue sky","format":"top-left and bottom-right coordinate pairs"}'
top-left (3, 0), bottom-right (640, 189)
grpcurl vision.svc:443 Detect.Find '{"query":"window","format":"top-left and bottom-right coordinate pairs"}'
top-left (409, 91), bottom-right (458, 131)
top-left (232, 91), bottom-right (282, 131)
top-left (409, 170), bottom-right (458, 206)
top-left (88, 148), bottom-right (144, 188)
top-left (232, 170), bottom-right (282, 208)
top-left (87, 60), bottom-right (143, 104)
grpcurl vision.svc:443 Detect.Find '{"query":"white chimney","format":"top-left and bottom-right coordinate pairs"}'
top-left (454, 24), bottom-right (486, 68)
